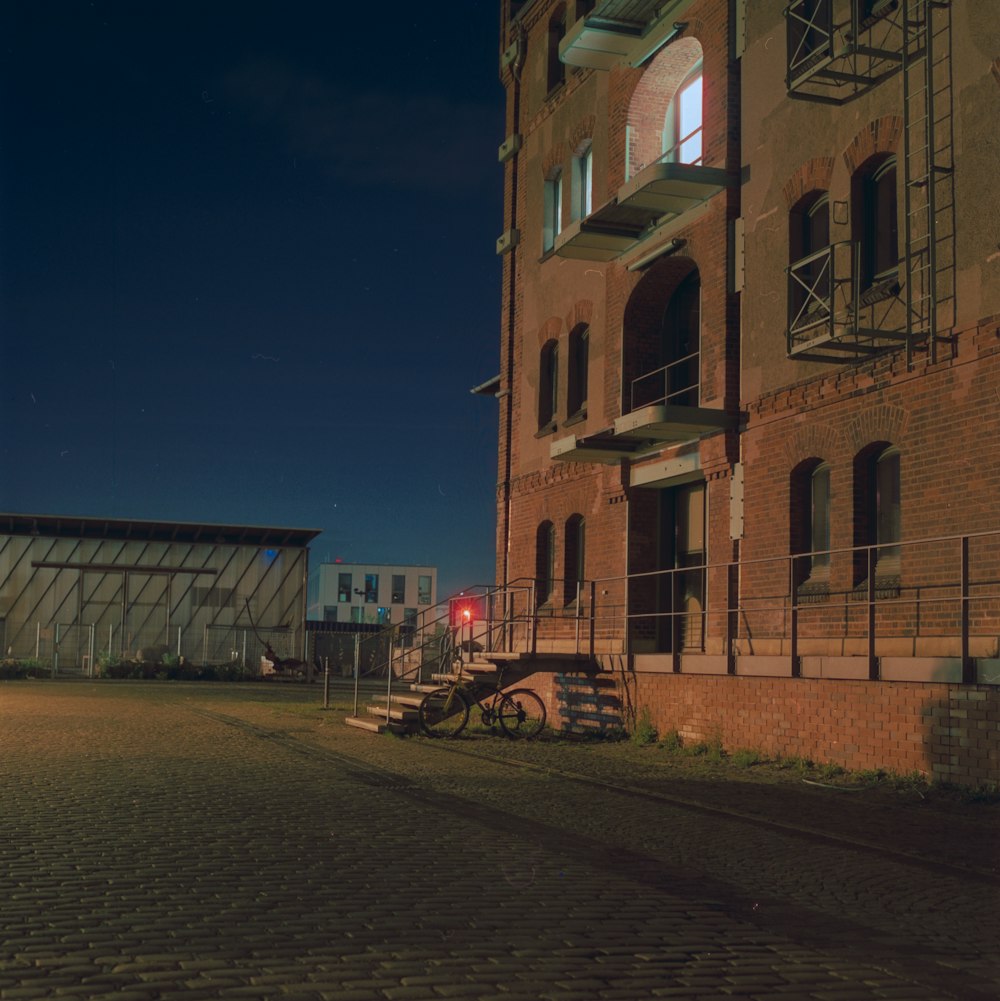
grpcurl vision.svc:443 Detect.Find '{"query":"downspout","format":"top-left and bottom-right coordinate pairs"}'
top-left (500, 14), bottom-right (526, 589)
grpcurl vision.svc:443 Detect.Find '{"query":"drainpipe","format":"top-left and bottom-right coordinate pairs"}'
top-left (500, 14), bottom-right (526, 589)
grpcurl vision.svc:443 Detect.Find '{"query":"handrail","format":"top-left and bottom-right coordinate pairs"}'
top-left (630, 350), bottom-right (700, 410)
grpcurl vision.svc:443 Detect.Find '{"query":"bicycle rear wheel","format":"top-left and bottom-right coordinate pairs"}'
top-left (418, 687), bottom-right (470, 738)
top-left (498, 688), bottom-right (546, 740)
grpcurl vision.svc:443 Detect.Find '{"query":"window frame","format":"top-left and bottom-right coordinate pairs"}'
top-left (543, 171), bottom-right (564, 253)
top-left (535, 521), bottom-right (556, 607)
top-left (563, 514), bottom-right (586, 605)
top-left (853, 154), bottom-right (899, 291)
top-left (567, 324), bottom-right (589, 418)
top-left (663, 60), bottom-right (704, 165)
top-left (538, 339), bottom-right (559, 430)
top-left (571, 144), bottom-right (593, 222)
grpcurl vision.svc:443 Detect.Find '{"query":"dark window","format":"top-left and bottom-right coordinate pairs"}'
top-left (323, 606), bottom-right (338, 623)
top-left (791, 460), bottom-right (831, 588)
top-left (547, 7), bottom-right (566, 94)
top-left (538, 339), bottom-right (559, 428)
top-left (854, 155), bottom-right (898, 290)
top-left (787, 0), bottom-right (832, 78)
top-left (564, 515), bottom-right (585, 604)
top-left (391, 574), bottom-right (406, 604)
top-left (351, 606), bottom-right (365, 624)
top-left (567, 324), bottom-right (589, 416)
top-left (535, 521), bottom-right (555, 606)
top-left (364, 573), bottom-right (379, 603)
top-left (853, 443), bottom-right (901, 586)
top-left (662, 271), bottom-right (700, 407)
top-left (577, 0), bottom-right (596, 17)
top-left (417, 575), bottom-right (432, 605)
top-left (337, 572), bottom-right (351, 602)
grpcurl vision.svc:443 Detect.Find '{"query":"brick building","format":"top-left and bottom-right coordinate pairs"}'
top-left (491, 0), bottom-right (1000, 781)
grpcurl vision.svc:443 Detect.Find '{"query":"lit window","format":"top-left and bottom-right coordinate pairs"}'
top-left (535, 521), bottom-right (555, 606)
top-left (417, 575), bottom-right (432, 605)
top-left (567, 324), bottom-right (589, 416)
top-left (538, 339), bottom-right (559, 428)
top-left (364, 573), bottom-right (379, 603)
top-left (564, 514), bottom-right (585, 604)
top-left (391, 574), bottom-right (406, 604)
top-left (572, 144), bottom-right (593, 221)
top-left (664, 62), bottom-right (703, 164)
top-left (543, 171), bottom-right (563, 252)
top-left (337, 572), bottom-right (351, 602)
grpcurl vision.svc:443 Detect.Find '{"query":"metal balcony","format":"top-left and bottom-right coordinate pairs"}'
top-left (559, 0), bottom-right (696, 70)
top-left (554, 161), bottom-right (732, 262)
top-left (784, 0), bottom-right (902, 104)
top-left (786, 241), bottom-right (906, 361)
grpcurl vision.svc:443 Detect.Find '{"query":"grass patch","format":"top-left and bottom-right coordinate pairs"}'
top-left (659, 729), bottom-right (683, 753)
top-left (731, 747), bottom-right (767, 768)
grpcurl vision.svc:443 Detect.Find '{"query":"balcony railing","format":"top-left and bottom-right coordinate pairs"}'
top-left (783, 0), bottom-right (902, 104)
top-left (786, 240), bottom-right (907, 360)
top-left (630, 351), bottom-right (699, 410)
top-left (490, 527), bottom-right (1000, 684)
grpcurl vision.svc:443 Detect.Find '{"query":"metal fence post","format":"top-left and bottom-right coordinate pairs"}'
top-left (790, 556), bottom-right (800, 678)
top-left (352, 633), bottom-right (361, 718)
top-left (867, 547), bottom-right (878, 681)
top-left (961, 536), bottom-right (973, 684)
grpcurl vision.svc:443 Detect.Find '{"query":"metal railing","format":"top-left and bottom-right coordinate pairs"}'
top-left (630, 350), bottom-right (700, 411)
top-left (485, 527), bottom-right (1000, 684)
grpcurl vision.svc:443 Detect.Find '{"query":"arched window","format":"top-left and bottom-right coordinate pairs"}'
top-left (662, 270), bottom-right (701, 407)
top-left (788, 191), bottom-right (830, 326)
top-left (547, 6), bottom-right (567, 94)
top-left (791, 459), bottom-right (831, 588)
top-left (664, 61), bottom-right (703, 164)
top-left (853, 443), bottom-right (901, 586)
top-left (543, 169), bottom-right (563, 253)
top-left (564, 514), bottom-right (585, 604)
top-left (571, 142), bottom-right (593, 221)
top-left (853, 155), bottom-right (898, 291)
top-left (535, 521), bottom-right (555, 606)
top-left (538, 339), bottom-right (559, 429)
top-left (567, 324), bottom-right (589, 417)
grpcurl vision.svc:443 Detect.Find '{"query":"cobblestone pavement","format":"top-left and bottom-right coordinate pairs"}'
top-left (1, 682), bottom-right (998, 1001)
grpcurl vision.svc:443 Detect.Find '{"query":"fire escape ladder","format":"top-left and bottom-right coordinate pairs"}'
top-left (902, 0), bottom-right (955, 367)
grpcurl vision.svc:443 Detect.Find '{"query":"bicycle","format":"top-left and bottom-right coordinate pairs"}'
top-left (417, 631), bottom-right (546, 740)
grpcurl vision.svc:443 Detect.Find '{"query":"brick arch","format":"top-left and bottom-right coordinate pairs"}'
top-left (843, 404), bottom-right (909, 453)
top-left (541, 143), bottom-right (567, 180)
top-left (782, 423), bottom-right (844, 468)
top-left (626, 35), bottom-right (703, 179)
top-left (783, 157), bottom-right (836, 209)
top-left (565, 300), bottom-right (593, 329)
top-left (536, 315), bottom-right (563, 348)
top-left (568, 115), bottom-right (596, 155)
top-left (842, 116), bottom-right (903, 175)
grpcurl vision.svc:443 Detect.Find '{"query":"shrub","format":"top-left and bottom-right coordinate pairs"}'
top-left (659, 729), bottom-right (683, 753)
top-left (0, 657), bottom-right (48, 680)
top-left (731, 747), bottom-right (766, 768)
top-left (631, 707), bottom-right (658, 747)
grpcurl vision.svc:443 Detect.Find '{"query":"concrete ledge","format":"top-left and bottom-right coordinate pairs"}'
top-left (736, 655), bottom-right (792, 677)
top-left (800, 656), bottom-right (871, 680)
top-left (679, 654), bottom-right (729, 675)
top-left (978, 659), bottom-right (1000, 685)
top-left (880, 657), bottom-right (962, 683)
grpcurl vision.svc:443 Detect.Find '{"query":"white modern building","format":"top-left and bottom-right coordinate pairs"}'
top-left (308, 562), bottom-right (437, 631)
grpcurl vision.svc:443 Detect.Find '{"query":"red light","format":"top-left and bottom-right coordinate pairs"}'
top-left (462, 608), bottom-right (471, 622)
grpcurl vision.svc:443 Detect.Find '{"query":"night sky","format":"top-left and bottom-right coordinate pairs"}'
top-left (0, 2), bottom-right (505, 598)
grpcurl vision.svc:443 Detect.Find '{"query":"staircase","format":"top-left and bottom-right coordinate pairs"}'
top-left (344, 654), bottom-right (509, 735)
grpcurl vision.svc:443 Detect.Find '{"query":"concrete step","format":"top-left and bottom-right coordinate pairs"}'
top-left (344, 715), bottom-right (407, 735)
top-left (366, 704), bottom-right (418, 722)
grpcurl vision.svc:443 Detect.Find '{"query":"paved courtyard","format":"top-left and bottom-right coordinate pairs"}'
top-left (1, 681), bottom-right (997, 1000)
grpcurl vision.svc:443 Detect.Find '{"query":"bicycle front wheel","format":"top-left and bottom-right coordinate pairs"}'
top-left (498, 688), bottom-right (546, 740)
top-left (418, 687), bottom-right (470, 738)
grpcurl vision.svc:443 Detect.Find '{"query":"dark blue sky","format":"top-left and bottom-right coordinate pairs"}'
top-left (0, 1), bottom-right (504, 597)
